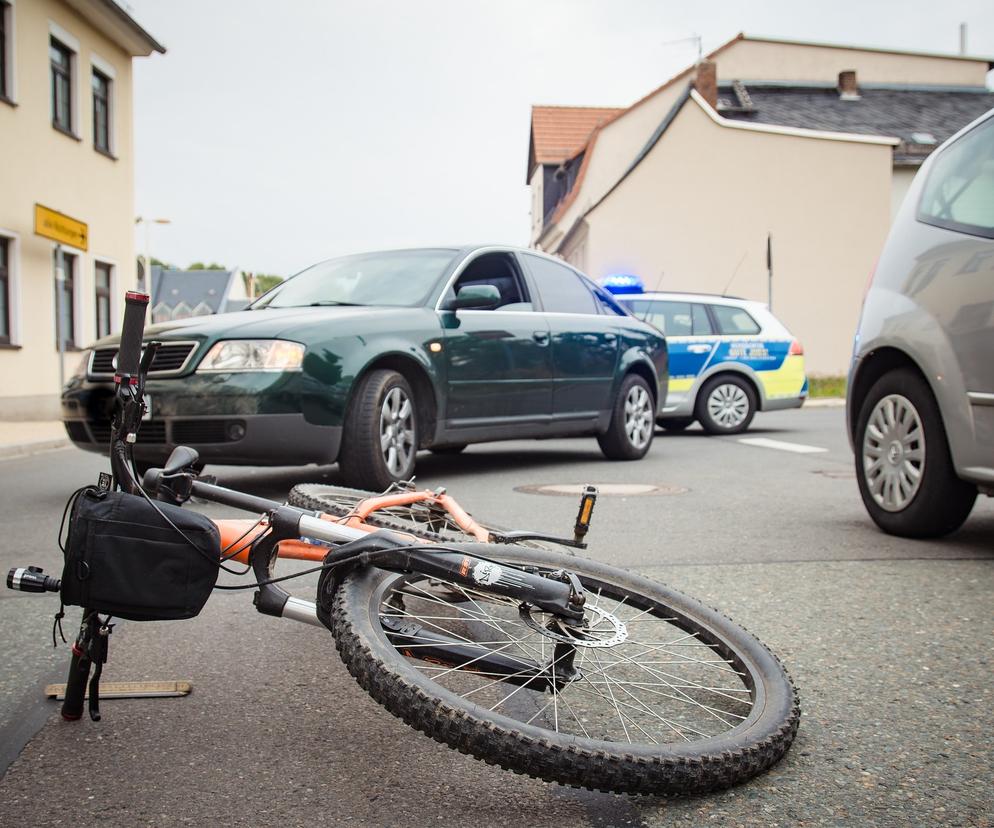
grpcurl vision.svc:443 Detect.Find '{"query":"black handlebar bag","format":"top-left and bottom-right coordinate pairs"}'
top-left (61, 488), bottom-right (221, 621)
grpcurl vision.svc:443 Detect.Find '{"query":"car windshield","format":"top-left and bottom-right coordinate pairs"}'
top-left (253, 249), bottom-right (458, 309)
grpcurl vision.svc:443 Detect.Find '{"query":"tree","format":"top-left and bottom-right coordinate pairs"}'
top-left (188, 261), bottom-right (227, 271)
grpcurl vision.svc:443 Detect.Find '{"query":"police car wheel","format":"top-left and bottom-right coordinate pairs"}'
top-left (598, 374), bottom-right (655, 460)
top-left (697, 375), bottom-right (756, 435)
top-left (854, 368), bottom-right (976, 538)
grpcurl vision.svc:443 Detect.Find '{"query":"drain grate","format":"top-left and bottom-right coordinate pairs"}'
top-left (514, 483), bottom-right (688, 497)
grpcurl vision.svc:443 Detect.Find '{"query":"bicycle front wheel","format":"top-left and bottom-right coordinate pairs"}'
top-left (331, 544), bottom-right (799, 795)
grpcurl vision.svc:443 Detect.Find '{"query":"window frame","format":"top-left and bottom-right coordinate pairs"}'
top-left (0, 0), bottom-right (14, 106)
top-left (90, 53), bottom-right (116, 157)
top-left (93, 259), bottom-right (114, 339)
top-left (915, 115), bottom-right (994, 240)
top-left (54, 248), bottom-right (79, 350)
top-left (519, 252), bottom-right (598, 316)
top-left (48, 22), bottom-right (79, 138)
top-left (445, 251), bottom-right (534, 312)
top-left (0, 235), bottom-right (10, 345)
top-left (0, 229), bottom-right (20, 347)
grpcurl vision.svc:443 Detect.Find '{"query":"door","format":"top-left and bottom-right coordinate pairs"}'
top-left (439, 252), bottom-right (553, 428)
top-left (519, 253), bottom-right (620, 421)
top-left (626, 299), bottom-right (717, 411)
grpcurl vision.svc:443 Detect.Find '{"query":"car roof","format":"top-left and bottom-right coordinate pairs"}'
top-left (622, 291), bottom-right (763, 308)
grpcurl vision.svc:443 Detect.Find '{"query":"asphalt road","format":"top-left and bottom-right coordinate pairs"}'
top-left (0, 408), bottom-right (991, 827)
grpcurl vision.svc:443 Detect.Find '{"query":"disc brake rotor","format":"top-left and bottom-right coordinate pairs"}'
top-left (519, 604), bottom-right (628, 648)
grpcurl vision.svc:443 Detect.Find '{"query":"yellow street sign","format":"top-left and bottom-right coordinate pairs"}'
top-left (34, 203), bottom-right (88, 251)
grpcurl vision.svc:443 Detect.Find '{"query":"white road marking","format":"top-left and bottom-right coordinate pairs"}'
top-left (738, 437), bottom-right (828, 454)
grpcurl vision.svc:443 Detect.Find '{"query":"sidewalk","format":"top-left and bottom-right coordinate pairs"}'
top-left (0, 421), bottom-right (70, 460)
top-left (805, 396), bottom-right (846, 408)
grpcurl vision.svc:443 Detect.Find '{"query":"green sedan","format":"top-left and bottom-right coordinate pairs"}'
top-left (62, 246), bottom-right (668, 489)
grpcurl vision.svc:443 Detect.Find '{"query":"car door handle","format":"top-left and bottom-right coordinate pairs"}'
top-left (532, 331), bottom-right (550, 346)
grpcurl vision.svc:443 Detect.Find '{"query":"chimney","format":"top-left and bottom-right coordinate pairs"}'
top-left (838, 70), bottom-right (860, 100)
top-left (693, 60), bottom-right (718, 109)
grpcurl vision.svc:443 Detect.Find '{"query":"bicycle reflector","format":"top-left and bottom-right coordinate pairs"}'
top-left (7, 566), bottom-right (61, 593)
top-left (573, 485), bottom-right (598, 544)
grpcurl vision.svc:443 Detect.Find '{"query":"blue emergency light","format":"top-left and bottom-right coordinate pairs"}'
top-left (599, 274), bottom-right (645, 295)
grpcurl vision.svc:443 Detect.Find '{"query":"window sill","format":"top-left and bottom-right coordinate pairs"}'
top-left (94, 145), bottom-right (117, 161)
top-left (56, 344), bottom-right (82, 352)
top-left (52, 122), bottom-right (82, 142)
top-left (0, 343), bottom-right (22, 350)
top-left (0, 94), bottom-right (16, 109)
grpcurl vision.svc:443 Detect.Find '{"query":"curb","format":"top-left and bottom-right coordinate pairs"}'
top-left (0, 438), bottom-right (71, 461)
top-left (804, 397), bottom-right (846, 408)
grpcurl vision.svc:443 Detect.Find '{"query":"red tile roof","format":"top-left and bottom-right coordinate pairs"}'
top-left (530, 106), bottom-right (625, 166)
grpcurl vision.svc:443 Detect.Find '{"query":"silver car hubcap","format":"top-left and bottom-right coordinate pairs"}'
top-left (707, 384), bottom-right (749, 428)
top-left (862, 393), bottom-right (925, 512)
top-left (624, 385), bottom-right (653, 449)
top-left (380, 387), bottom-right (415, 475)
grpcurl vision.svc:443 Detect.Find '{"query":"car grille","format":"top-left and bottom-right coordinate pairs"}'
top-left (173, 420), bottom-right (240, 444)
top-left (89, 342), bottom-right (198, 376)
top-left (89, 421), bottom-right (168, 444)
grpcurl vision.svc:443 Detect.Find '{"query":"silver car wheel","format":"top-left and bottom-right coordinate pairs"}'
top-left (707, 383), bottom-right (749, 428)
top-left (624, 384), bottom-right (653, 449)
top-left (862, 393), bottom-right (925, 512)
top-left (380, 386), bottom-right (415, 476)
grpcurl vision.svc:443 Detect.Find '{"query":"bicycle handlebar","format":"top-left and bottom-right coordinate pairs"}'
top-left (115, 291), bottom-right (149, 384)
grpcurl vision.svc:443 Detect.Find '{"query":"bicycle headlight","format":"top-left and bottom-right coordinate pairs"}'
top-left (197, 340), bottom-right (305, 372)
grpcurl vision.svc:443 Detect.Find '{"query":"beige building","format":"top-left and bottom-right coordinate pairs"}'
top-left (529, 35), bottom-right (994, 375)
top-left (0, 0), bottom-right (163, 419)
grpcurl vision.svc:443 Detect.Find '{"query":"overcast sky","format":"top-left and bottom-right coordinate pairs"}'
top-left (126, 0), bottom-right (994, 278)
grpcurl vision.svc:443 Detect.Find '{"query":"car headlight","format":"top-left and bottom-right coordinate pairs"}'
top-left (197, 340), bottom-right (305, 372)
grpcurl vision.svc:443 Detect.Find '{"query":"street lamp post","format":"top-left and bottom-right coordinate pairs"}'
top-left (135, 216), bottom-right (171, 293)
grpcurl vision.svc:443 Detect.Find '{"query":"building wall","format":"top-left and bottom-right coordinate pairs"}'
top-left (0, 0), bottom-right (137, 418)
top-left (584, 98), bottom-right (894, 375)
top-left (535, 82), bottom-right (687, 248)
top-left (716, 38), bottom-right (990, 87)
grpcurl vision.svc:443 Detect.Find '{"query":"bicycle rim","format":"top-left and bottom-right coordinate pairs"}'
top-left (332, 544), bottom-right (799, 795)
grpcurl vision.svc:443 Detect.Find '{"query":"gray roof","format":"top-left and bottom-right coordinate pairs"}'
top-left (718, 85), bottom-right (994, 164)
top-left (150, 267), bottom-right (239, 316)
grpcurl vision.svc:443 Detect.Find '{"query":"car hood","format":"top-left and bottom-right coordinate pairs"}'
top-left (89, 305), bottom-right (433, 348)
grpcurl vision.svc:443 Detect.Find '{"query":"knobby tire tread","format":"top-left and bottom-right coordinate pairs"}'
top-left (329, 553), bottom-right (800, 795)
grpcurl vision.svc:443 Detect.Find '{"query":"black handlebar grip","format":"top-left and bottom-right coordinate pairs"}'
top-left (61, 646), bottom-right (91, 721)
top-left (115, 291), bottom-right (149, 384)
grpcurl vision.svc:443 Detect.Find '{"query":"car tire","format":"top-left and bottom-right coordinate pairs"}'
top-left (854, 368), bottom-right (976, 538)
top-left (429, 444), bottom-right (466, 455)
top-left (597, 373), bottom-right (655, 460)
top-left (659, 417), bottom-right (694, 432)
top-left (696, 375), bottom-right (756, 435)
top-left (338, 369), bottom-right (418, 491)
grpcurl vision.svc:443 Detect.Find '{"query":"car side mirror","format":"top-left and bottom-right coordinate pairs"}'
top-left (445, 284), bottom-right (501, 311)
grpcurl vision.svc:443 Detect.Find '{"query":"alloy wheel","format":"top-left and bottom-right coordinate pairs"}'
top-left (380, 386), bottom-right (415, 476)
top-left (624, 385), bottom-right (653, 449)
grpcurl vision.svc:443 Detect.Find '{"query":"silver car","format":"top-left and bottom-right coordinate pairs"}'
top-left (848, 107), bottom-right (994, 538)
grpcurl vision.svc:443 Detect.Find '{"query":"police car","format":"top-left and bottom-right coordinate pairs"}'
top-left (604, 277), bottom-right (807, 434)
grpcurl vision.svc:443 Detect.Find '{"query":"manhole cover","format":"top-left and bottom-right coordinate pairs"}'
top-left (514, 483), bottom-right (688, 497)
top-left (814, 469), bottom-right (855, 480)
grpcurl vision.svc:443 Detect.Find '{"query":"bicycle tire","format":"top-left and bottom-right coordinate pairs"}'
top-left (331, 543), bottom-right (799, 795)
top-left (289, 484), bottom-right (563, 550)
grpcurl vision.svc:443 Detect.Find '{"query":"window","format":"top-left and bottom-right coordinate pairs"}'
top-left (522, 254), bottom-right (596, 314)
top-left (50, 37), bottom-right (73, 133)
top-left (918, 116), bottom-right (994, 239)
top-left (54, 249), bottom-right (76, 348)
top-left (92, 68), bottom-right (111, 153)
top-left (446, 252), bottom-right (532, 310)
top-left (0, 1), bottom-right (11, 103)
top-left (623, 300), bottom-right (714, 336)
top-left (711, 304), bottom-right (761, 335)
top-left (0, 236), bottom-right (10, 344)
top-left (94, 261), bottom-right (112, 338)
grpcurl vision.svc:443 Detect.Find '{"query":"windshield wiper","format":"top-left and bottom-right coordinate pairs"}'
top-left (306, 300), bottom-right (363, 307)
